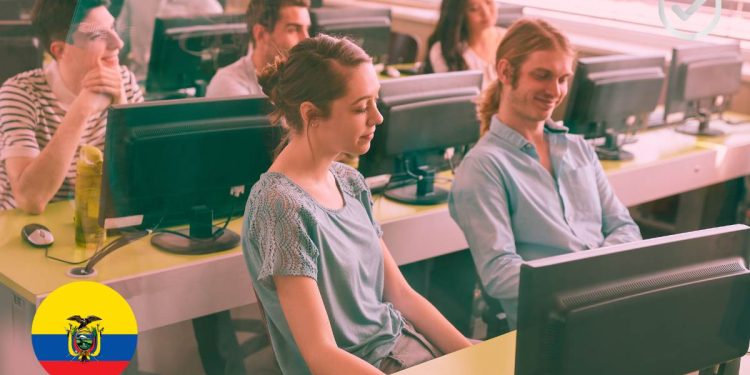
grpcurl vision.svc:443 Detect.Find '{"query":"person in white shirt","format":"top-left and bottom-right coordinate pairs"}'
top-left (423, 0), bottom-right (504, 88)
top-left (205, 0), bottom-right (310, 98)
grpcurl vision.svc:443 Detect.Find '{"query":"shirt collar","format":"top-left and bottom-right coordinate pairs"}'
top-left (488, 115), bottom-right (568, 150)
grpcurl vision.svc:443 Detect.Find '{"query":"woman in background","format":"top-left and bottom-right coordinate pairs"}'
top-left (423, 0), bottom-right (503, 87)
top-left (242, 34), bottom-right (472, 375)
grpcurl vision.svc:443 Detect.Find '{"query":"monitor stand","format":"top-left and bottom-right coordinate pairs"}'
top-left (384, 166), bottom-right (448, 205)
top-left (151, 206), bottom-right (240, 255)
top-left (595, 133), bottom-right (634, 161)
top-left (151, 227), bottom-right (239, 255)
top-left (675, 110), bottom-right (724, 137)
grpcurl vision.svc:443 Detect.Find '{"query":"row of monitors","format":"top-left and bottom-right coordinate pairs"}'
top-left (146, 7), bottom-right (394, 94)
top-left (101, 75), bottom-right (750, 375)
top-left (145, 3), bottom-right (526, 93)
top-left (0, 6), bottom-right (394, 91)
top-left (566, 43), bottom-right (743, 160)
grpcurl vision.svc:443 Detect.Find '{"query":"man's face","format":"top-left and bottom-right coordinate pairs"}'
top-left (264, 6), bottom-right (310, 61)
top-left (502, 49), bottom-right (574, 124)
top-left (61, 6), bottom-right (123, 77)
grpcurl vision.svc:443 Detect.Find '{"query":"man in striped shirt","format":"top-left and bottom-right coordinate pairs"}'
top-left (0, 0), bottom-right (143, 213)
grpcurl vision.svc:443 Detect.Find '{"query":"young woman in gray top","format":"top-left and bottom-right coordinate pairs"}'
top-left (242, 35), bottom-right (472, 375)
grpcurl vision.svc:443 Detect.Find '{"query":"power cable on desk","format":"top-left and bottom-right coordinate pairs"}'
top-left (45, 223), bottom-right (161, 266)
top-left (65, 218), bottom-right (165, 277)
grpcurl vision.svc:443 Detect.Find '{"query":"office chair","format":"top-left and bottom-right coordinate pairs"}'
top-left (246, 288), bottom-right (281, 373)
top-left (386, 32), bottom-right (419, 66)
top-left (472, 281), bottom-right (510, 340)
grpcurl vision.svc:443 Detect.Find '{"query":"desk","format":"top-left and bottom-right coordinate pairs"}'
top-left (2, 118), bottom-right (750, 374)
top-left (0, 201), bottom-right (254, 374)
top-left (396, 331), bottom-right (516, 375)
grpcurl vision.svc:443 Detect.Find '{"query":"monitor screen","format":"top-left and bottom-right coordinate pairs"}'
top-left (359, 70), bottom-right (482, 204)
top-left (146, 13), bottom-right (249, 95)
top-left (515, 225), bottom-right (750, 375)
top-left (0, 0), bottom-right (34, 21)
top-left (0, 20), bottom-right (42, 84)
top-left (664, 43), bottom-right (742, 126)
top-left (564, 54), bottom-right (664, 160)
top-left (100, 96), bottom-right (280, 252)
top-left (310, 7), bottom-right (391, 65)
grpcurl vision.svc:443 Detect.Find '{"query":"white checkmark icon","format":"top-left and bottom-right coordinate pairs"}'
top-left (672, 0), bottom-right (707, 21)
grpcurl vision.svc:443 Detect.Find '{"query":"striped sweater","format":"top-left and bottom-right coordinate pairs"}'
top-left (0, 64), bottom-right (143, 210)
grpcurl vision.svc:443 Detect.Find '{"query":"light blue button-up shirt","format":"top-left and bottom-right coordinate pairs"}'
top-left (449, 116), bottom-right (641, 328)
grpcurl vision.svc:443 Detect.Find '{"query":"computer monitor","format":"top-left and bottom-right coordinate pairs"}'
top-left (146, 13), bottom-right (249, 96)
top-left (0, 0), bottom-right (34, 21)
top-left (0, 20), bottom-right (42, 84)
top-left (515, 224), bottom-right (750, 375)
top-left (496, 3), bottom-right (524, 28)
top-left (359, 70), bottom-right (482, 205)
top-left (564, 54), bottom-right (665, 161)
top-left (664, 43), bottom-right (742, 137)
top-left (310, 7), bottom-right (391, 66)
top-left (100, 96), bottom-right (281, 254)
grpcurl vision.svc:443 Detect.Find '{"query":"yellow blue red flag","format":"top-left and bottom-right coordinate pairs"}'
top-left (31, 281), bottom-right (138, 375)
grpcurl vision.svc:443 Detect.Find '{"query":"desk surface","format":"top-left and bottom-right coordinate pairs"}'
top-left (4, 118), bottom-right (750, 306)
top-left (397, 331), bottom-right (516, 375)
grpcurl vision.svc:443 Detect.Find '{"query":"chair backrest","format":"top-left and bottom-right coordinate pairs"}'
top-left (387, 31), bottom-right (419, 66)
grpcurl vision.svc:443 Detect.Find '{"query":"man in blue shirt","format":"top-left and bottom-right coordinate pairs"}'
top-left (449, 18), bottom-right (641, 328)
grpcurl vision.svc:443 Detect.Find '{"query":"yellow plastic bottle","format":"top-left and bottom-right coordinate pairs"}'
top-left (74, 145), bottom-right (106, 249)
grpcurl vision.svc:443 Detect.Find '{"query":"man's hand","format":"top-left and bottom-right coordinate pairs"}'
top-left (76, 59), bottom-right (124, 114)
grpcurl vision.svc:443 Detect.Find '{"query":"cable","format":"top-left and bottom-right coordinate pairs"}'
top-left (44, 246), bottom-right (90, 265)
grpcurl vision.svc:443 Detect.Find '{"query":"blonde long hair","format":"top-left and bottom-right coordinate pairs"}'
top-left (477, 19), bottom-right (573, 136)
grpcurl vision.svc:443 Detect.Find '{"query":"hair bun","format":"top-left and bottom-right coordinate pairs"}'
top-left (258, 55), bottom-right (287, 100)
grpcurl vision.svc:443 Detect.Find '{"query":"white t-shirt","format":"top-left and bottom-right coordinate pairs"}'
top-left (205, 53), bottom-right (264, 98)
top-left (428, 28), bottom-right (504, 89)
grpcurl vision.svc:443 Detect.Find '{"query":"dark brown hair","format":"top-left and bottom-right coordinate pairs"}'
top-left (422, 0), bottom-right (470, 74)
top-left (246, 0), bottom-right (310, 44)
top-left (258, 34), bottom-right (371, 154)
top-left (478, 18), bottom-right (574, 135)
top-left (31, 0), bottom-right (111, 55)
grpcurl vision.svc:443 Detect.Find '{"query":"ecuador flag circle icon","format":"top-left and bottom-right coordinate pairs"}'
top-left (31, 281), bottom-right (138, 375)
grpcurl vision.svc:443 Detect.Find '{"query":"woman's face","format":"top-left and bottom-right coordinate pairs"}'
top-left (464, 0), bottom-right (496, 35)
top-left (312, 63), bottom-right (384, 157)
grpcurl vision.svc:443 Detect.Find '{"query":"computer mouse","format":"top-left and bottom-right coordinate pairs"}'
top-left (21, 223), bottom-right (54, 247)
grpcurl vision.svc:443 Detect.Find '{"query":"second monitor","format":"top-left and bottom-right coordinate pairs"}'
top-left (564, 54), bottom-right (665, 161)
top-left (310, 7), bottom-right (391, 66)
top-left (146, 13), bottom-right (249, 96)
top-left (360, 70), bottom-right (483, 205)
top-left (664, 43), bottom-right (743, 136)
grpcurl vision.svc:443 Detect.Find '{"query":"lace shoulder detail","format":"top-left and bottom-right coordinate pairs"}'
top-left (331, 162), bottom-right (368, 198)
top-left (244, 174), bottom-right (320, 288)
